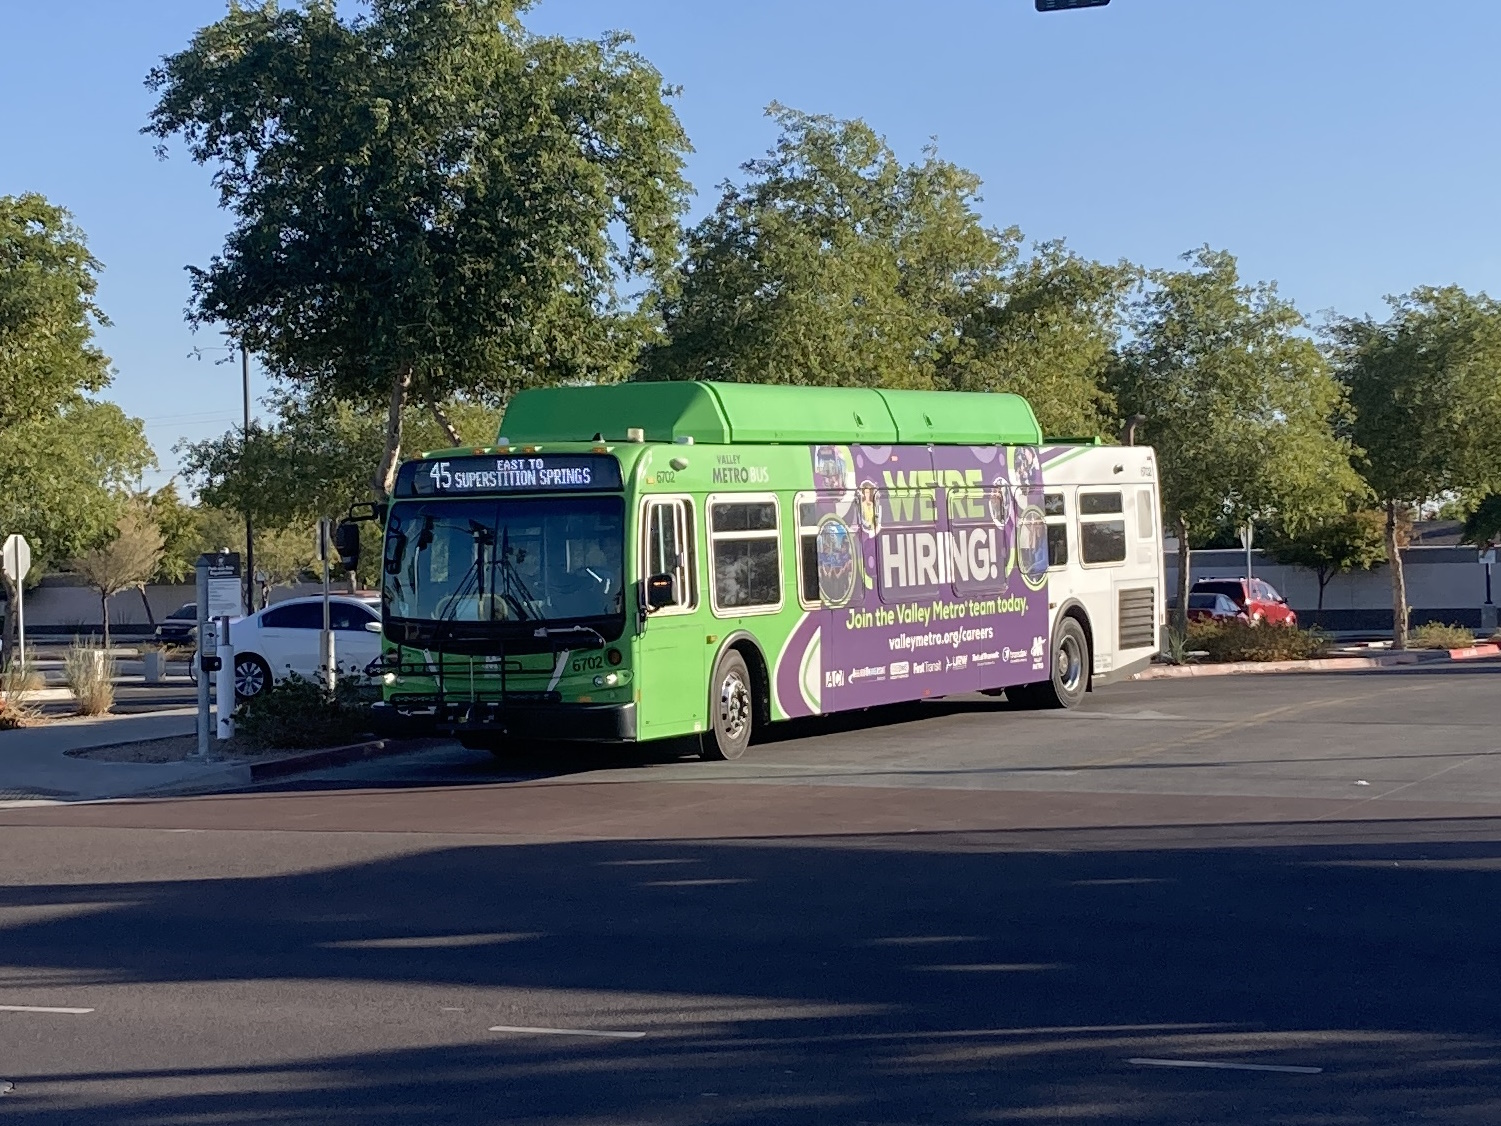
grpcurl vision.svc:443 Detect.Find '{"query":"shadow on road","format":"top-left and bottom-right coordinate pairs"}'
top-left (4, 821), bottom-right (1501, 1123)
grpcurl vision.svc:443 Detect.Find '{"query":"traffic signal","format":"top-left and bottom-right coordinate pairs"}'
top-left (1035, 0), bottom-right (1110, 10)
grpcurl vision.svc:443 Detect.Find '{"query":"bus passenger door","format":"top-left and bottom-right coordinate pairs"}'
top-left (635, 497), bottom-right (704, 738)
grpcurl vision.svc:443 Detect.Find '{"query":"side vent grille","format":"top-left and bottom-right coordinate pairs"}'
top-left (1119, 587), bottom-right (1156, 651)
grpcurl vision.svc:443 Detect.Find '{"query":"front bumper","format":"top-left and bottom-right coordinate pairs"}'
top-left (376, 699), bottom-right (637, 743)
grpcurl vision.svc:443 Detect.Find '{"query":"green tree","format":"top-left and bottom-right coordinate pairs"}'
top-left (1110, 248), bottom-right (1362, 631)
top-left (146, 0), bottom-right (691, 499)
top-left (71, 505), bottom-right (165, 651)
top-left (1267, 509), bottom-right (1389, 616)
top-left (0, 195), bottom-right (152, 659)
top-left (643, 105), bottom-right (1019, 392)
top-left (938, 240), bottom-right (1136, 437)
top-left (143, 482), bottom-right (200, 585)
top-left (0, 194), bottom-right (111, 429)
top-left (179, 392), bottom-right (504, 530)
top-left (1330, 287), bottom-right (1501, 648)
top-left (1460, 494), bottom-right (1501, 547)
top-left (640, 106), bottom-right (1131, 437)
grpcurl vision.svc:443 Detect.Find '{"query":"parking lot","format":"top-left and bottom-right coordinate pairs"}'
top-left (3, 664), bottom-right (1501, 1124)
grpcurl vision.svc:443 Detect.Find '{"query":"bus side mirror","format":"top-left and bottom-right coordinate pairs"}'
top-left (334, 521), bottom-right (362, 572)
top-left (645, 573), bottom-right (677, 611)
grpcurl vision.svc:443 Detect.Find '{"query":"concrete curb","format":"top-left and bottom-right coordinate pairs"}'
top-left (1133, 653), bottom-right (1423, 680)
top-left (1134, 645), bottom-right (1501, 680)
top-left (1448, 643), bottom-right (1501, 660)
top-left (246, 737), bottom-right (399, 781)
top-left (124, 737), bottom-right (411, 799)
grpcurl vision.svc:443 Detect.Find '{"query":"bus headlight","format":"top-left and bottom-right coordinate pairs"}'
top-left (382, 672), bottom-right (398, 686)
top-left (593, 673), bottom-right (619, 687)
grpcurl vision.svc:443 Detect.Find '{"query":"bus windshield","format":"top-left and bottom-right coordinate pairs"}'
top-left (382, 496), bottom-right (625, 641)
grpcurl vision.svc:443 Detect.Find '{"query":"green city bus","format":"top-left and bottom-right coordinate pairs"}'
top-left (350, 381), bottom-right (1165, 760)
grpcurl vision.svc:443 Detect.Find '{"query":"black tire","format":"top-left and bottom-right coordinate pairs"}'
top-left (1014, 617), bottom-right (1090, 710)
top-left (233, 653), bottom-right (272, 702)
top-left (702, 649), bottom-right (754, 761)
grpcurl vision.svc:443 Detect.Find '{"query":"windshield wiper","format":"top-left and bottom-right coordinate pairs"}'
top-left (532, 623), bottom-right (607, 649)
top-left (495, 525), bottom-right (536, 621)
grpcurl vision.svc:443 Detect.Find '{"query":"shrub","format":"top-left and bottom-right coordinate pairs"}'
top-left (1408, 622), bottom-right (1475, 650)
top-left (1186, 620), bottom-right (1330, 663)
top-left (234, 672), bottom-right (374, 750)
top-left (0, 663), bottom-right (44, 730)
top-left (64, 641), bottom-right (115, 715)
top-left (1162, 627), bottom-right (1192, 665)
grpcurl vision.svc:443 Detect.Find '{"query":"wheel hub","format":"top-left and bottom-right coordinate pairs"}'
top-left (1057, 636), bottom-right (1083, 693)
top-left (719, 672), bottom-right (750, 740)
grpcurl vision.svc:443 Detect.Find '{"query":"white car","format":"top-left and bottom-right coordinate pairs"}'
top-left (220, 595), bottom-right (382, 700)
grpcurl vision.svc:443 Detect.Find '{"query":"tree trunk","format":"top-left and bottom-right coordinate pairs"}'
top-left (100, 591), bottom-right (111, 654)
top-left (373, 366), bottom-right (414, 500)
top-left (137, 585), bottom-right (157, 627)
top-left (1386, 500), bottom-right (1409, 650)
top-left (1174, 515), bottom-right (1192, 635)
top-left (1316, 570), bottom-right (1328, 613)
top-left (429, 400), bottom-right (463, 447)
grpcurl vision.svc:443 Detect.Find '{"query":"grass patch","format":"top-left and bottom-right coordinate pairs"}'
top-left (1408, 622), bottom-right (1475, 650)
top-left (1186, 620), bottom-right (1331, 663)
top-left (234, 673), bottom-right (374, 751)
top-left (64, 641), bottom-right (115, 716)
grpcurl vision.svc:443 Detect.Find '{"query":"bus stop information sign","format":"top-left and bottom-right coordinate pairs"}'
top-left (202, 552), bottom-right (244, 619)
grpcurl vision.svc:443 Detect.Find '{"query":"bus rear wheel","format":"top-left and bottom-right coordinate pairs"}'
top-left (1016, 616), bottom-right (1090, 710)
top-left (703, 650), bottom-right (753, 761)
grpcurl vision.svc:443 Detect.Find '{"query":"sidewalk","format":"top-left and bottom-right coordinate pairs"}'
top-left (0, 709), bottom-right (251, 803)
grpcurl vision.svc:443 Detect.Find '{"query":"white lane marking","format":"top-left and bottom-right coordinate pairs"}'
top-left (1128, 1057), bottom-right (1322, 1075)
top-left (0, 1005), bottom-right (94, 1015)
top-left (490, 1024), bottom-right (645, 1040)
top-left (600, 858), bottom-right (699, 867)
top-left (916, 962), bottom-right (1063, 973)
top-left (321, 932), bottom-right (538, 950)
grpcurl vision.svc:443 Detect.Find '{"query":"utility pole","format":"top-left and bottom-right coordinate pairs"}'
top-left (242, 346), bottom-right (256, 612)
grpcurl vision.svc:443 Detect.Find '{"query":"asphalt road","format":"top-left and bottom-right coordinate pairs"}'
top-left (3, 664), bottom-right (1501, 1124)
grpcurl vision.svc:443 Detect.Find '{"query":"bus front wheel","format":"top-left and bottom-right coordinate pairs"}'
top-left (1016, 616), bottom-right (1090, 710)
top-left (703, 650), bottom-right (754, 761)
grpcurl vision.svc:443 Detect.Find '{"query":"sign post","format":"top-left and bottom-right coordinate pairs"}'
top-left (317, 519), bottom-right (336, 689)
top-left (215, 615), bottom-right (235, 740)
top-left (2, 534), bottom-right (32, 675)
top-left (195, 552), bottom-right (242, 757)
top-left (1482, 547), bottom-right (1497, 633)
top-left (1240, 522), bottom-right (1254, 585)
top-left (195, 559), bottom-right (211, 758)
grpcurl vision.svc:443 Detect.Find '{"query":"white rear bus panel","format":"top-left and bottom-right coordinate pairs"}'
top-left (1039, 444), bottom-right (1165, 685)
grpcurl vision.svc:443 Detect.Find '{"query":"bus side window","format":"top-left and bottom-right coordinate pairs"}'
top-left (1079, 490), bottom-right (1126, 566)
top-left (709, 497), bottom-right (782, 614)
top-left (1136, 488), bottom-right (1156, 540)
top-left (797, 498), bottom-right (820, 607)
top-left (1044, 492), bottom-right (1068, 568)
top-left (795, 494), bottom-right (859, 608)
top-left (645, 499), bottom-right (695, 612)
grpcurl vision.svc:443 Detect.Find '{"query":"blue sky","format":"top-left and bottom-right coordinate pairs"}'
top-left (3, 0), bottom-right (1499, 489)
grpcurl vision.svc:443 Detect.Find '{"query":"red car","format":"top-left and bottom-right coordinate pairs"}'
top-left (1191, 578), bottom-right (1298, 627)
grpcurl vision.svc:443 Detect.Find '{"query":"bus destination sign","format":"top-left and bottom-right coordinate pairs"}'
top-left (397, 454), bottom-right (622, 497)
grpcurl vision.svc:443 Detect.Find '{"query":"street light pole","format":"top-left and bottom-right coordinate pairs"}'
top-left (241, 346), bottom-right (256, 612)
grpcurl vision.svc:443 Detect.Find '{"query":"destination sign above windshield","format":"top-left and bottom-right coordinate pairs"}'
top-left (396, 454), bottom-right (622, 497)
